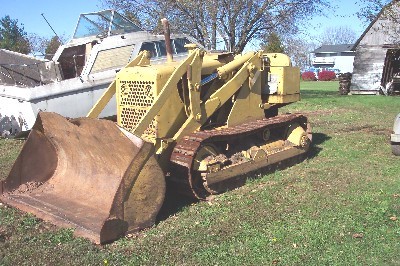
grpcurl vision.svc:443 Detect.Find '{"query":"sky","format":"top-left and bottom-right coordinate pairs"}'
top-left (0, 0), bottom-right (371, 45)
top-left (0, 0), bottom-right (102, 38)
top-left (305, 0), bottom-right (367, 38)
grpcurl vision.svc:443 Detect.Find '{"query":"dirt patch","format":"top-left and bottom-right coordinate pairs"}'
top-left (340, 125), bottom-right (392, 135)
top-left (293, 109), bottom-right (345, 116)
top-left (13, 182), bottom-right (44, 193)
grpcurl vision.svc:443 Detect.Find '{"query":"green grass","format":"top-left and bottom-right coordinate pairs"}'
top-left (0, 139), bottom-right (23, 180)
top-left (1, 80), bottom-right (400, 265)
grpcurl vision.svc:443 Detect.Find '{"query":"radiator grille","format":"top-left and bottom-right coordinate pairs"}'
top-left (118, 80), bottom-right (156, 137)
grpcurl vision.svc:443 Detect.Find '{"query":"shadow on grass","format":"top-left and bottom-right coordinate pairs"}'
top-left (156, 183), bottom-right (197, 224)
top-left (307, 132), bottom-right (330, 159)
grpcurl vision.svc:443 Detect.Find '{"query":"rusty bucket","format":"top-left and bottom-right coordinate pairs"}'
top-left (0, 112), bottom-right (165, 244)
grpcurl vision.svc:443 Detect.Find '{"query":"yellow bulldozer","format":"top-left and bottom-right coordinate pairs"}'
top-left (0, 36), bottom-right (311, 244)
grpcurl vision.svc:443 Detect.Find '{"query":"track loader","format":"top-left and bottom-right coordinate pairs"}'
top-left (0, 39), bottom-right (311, 244)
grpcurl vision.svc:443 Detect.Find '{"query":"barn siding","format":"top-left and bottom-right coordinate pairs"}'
top-left (350, 46), bottom-right (388, 94)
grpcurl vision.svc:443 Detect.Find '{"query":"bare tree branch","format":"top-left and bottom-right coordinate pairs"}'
top-left (101, 0), bottom-right (331, 52)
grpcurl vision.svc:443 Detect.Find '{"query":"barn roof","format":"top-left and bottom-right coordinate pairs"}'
top-left (313, 44), bottom-right (354, 53)
top-left (351, 1), bottom-right (397, 50)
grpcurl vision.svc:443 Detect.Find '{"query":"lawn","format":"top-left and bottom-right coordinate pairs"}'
top-left (0, 81), bottom-right (399, 265)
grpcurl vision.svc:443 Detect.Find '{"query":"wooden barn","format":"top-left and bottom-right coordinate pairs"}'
top-left (350, 1), bottom-right (400, 95)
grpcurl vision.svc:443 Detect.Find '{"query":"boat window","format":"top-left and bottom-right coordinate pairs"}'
top-left (173, 38), bottom-right (190, 53)
top-left (110, 12), bottom-right (141, 35)
top-left (90, 45), bottom-right (135, 74)
top-left (139, 38), bottom-right (191, 58)
top-left (140, 42), bottom-right (158, 58)
top-left (74, 14), bottom-right (109, 39)
top-left (73, 10), bottom-right (142, 39)
top-left (157, 41), bottom-right (167, 57)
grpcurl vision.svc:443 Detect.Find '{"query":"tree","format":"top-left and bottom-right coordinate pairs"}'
top-left (28, 34), bottom-right (66, 59)
top-left (262, 32), bottom-right (285, 53)
top-left (0, 15), bottom-right (30, 54)
top-left (44, 36), bottom-right (62, 59)
top-left (27, 33), bottom-right (48, 56)
top-left (318, 26), bottom-right (357, 45)
top-left (282, 37), bottom-right (317, 69)
top-left (101, 0), bottom-right (331, 53)
top-left (356, 0), bottom-right (391, 23)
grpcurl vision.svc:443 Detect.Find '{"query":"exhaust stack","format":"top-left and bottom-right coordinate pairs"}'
top-left (161, 18), bottom-right (173, 62)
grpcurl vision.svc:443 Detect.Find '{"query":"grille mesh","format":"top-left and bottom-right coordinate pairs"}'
top-left (119, 80), bottom-right (156, 137)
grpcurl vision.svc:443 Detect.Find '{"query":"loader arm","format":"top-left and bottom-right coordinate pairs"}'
top-left (186, 49), bottom-right (203, 120)
top-left (133, 50), bottom-right (201, 136)
top-left (172, 51), bottom-right (263, 144)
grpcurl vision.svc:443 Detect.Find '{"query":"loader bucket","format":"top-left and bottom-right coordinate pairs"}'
top-left (0, 112), bottom-right (165, 244)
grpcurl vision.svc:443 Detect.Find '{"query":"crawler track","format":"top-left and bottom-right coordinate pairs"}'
top-left (170, 113), bottom-right (310, 199)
